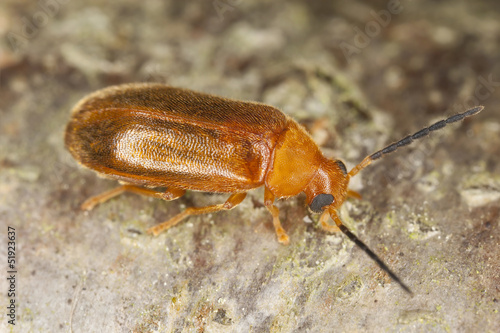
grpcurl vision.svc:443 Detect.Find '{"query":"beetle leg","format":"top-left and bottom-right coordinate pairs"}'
top-left (319, 209), bottom-right (340, 233)
top-left (81, 185), bottom-right (185, 211)
top-left (347, 189), bottom-right (362, 200)
top-left (147, 192), bottom-right (247, 236)
top-left (264, 187), bottom-right (290, 245)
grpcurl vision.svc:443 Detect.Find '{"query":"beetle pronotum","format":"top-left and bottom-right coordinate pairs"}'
top-left (65, 83), bottom-right (483, 293)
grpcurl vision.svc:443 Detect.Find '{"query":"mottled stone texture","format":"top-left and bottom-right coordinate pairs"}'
top-left (1, 0), bottom-right (499, 332)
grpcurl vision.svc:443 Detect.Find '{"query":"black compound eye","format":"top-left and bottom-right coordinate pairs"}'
top-left (309, 194), bottom-right (334, 213)
top-left (335, 160), bottom-right (347, 175)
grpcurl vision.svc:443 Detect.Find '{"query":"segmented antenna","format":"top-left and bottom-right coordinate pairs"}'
top-left (348, 106), bottom-right (484, 178)
top-left (330, 210), bottom-right (412, 294)
top-left (337, 105), bottom-right (483, 293)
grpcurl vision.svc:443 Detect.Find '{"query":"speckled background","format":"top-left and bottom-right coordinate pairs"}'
top-left (1, 0), bottom-right (499, 332)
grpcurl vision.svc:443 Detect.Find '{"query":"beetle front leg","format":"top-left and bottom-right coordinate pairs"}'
top-left (147, 192), bottom-right (247, 236)
top-left (81, 185), bottom-right (185, 211)
top-left (347, 189), bottom-right (362, 200)
top-left (319, 209), bottom-right (340, 233)
top-left (264, 187), bottom-right (290, 245)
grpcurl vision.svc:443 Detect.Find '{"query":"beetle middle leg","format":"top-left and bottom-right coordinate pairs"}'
top-left (147, 192), bottom-right (247, 236)
top-left (264, 187), bottom-right (290, 245)
top-left (81, 185), bottom-right (185, 210)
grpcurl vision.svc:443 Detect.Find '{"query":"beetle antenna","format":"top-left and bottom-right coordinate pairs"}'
top-left (329, 208), bottom-right (413, 294)
top-left (348, 106), bottom-right (484, 178)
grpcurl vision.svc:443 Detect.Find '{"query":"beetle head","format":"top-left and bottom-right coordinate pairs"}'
top-left (304, 159), bottom-right (349, 213)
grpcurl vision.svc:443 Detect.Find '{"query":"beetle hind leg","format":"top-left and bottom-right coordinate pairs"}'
top-left (81, 185), bottom-right (185, 211)
top-left (147, 192), bottom-right (247, 236)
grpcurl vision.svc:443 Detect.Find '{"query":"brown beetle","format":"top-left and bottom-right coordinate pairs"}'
top-left (65, 83), bottom-right (483, 293)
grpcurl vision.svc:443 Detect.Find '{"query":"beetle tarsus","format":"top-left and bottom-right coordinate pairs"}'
top-left (277, 231), bottom-right (290, 245)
